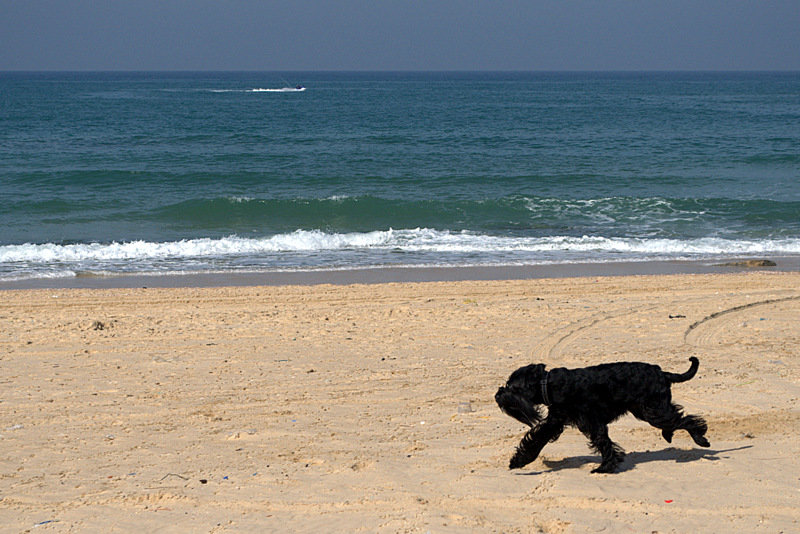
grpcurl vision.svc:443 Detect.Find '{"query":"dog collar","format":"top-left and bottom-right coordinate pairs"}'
top-left (541, 371), bottom-right (551, 406)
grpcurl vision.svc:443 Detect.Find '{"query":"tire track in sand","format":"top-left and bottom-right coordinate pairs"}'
top-left (530, 305), bottom-right (659, 361)
top-left (683, 296), bottom-right (800, 347)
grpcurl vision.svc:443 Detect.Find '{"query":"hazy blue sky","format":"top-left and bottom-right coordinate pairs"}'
top-left (2, 1), bottom-right (799, 71)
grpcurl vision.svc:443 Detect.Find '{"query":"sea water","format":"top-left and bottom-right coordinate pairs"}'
top-left (1, 71), bottom-right (799, 281)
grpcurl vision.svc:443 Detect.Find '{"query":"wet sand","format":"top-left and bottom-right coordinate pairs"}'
top-left (2, 256), bottom-right (799, 290)
top-left (1, 271), bottom-right (799, 532)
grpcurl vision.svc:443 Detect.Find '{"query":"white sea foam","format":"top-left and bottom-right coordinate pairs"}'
top-left (0, 231), bottom-right (390, 263)
top-left (2, 230), bottom-right (800, 267)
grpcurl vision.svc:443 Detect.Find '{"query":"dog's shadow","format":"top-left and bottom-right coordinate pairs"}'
top-left (519, 445), bottom-right (752, 475)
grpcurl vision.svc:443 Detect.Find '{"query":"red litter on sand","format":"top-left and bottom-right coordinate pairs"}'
top-left (664, 500), bottom-right (673, 503)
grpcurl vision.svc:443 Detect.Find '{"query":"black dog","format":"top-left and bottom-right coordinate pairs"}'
top-left (495, 357), bottom-right (710, 473)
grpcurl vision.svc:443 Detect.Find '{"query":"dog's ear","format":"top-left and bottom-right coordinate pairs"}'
top-left (507, 363), bottom-right (546, 388)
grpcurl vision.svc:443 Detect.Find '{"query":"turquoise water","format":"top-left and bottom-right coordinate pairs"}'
top-left (1, 71), bottom-right (799, 280)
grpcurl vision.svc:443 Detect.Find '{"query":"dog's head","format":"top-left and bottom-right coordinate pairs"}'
top-left (495, 364), bottom-right (547, 427)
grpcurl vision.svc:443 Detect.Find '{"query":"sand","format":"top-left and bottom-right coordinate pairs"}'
top-left (1, 272), bottom-right (799, 533)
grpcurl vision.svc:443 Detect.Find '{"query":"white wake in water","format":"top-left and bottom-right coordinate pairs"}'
top-left (249, 87), bottom-right (306, 92)
top-left (209, 87), bottom-right (306, 93)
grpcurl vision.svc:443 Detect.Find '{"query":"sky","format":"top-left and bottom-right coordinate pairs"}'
top-left (2, 1), bottom-right (799, 71)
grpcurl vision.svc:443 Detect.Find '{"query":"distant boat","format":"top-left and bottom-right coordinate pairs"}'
top-left (281, 78), bottom-right (305, 91)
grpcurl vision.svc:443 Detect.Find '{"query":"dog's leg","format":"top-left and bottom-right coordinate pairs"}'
top-left (637, 401), bottom-right (710, 448)
top-left (676, 414), bottom-right (710, 447)
top-left (509, 420), bottom-right (564, 469)
top-left (583, 424), bottom-right (625, 474)
top-left (631, 403), bottom-right (679, 443)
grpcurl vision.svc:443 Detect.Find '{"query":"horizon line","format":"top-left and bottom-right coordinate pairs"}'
top-left (2, 68), bottom-right (800, 74)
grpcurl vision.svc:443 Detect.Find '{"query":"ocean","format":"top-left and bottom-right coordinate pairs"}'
top-left (1, 71), bottom-right (799, 283)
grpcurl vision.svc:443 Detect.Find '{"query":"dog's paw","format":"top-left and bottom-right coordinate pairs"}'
top-left (509, 455), bottom-right (531, 470)
top-left (661, 429), bottom-right (674, 443)
top-left (693, 435), bottom-right (710, 448)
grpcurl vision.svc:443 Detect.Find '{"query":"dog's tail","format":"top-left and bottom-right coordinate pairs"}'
top-left (665, 357), bottom-right (700, 383)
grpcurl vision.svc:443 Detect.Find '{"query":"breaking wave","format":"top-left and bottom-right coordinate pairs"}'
top-left (2, 229), bottom-right (799, 280)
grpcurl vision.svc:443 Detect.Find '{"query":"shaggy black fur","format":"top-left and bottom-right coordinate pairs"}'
top-left (495, 357), bottom-right (710, 473)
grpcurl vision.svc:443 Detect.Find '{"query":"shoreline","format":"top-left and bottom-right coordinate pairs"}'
top-left (2, 256), bottom-right (798, 290)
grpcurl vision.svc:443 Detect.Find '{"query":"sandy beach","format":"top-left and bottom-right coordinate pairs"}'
top-left (1, 271), bottom-right (799, 533)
